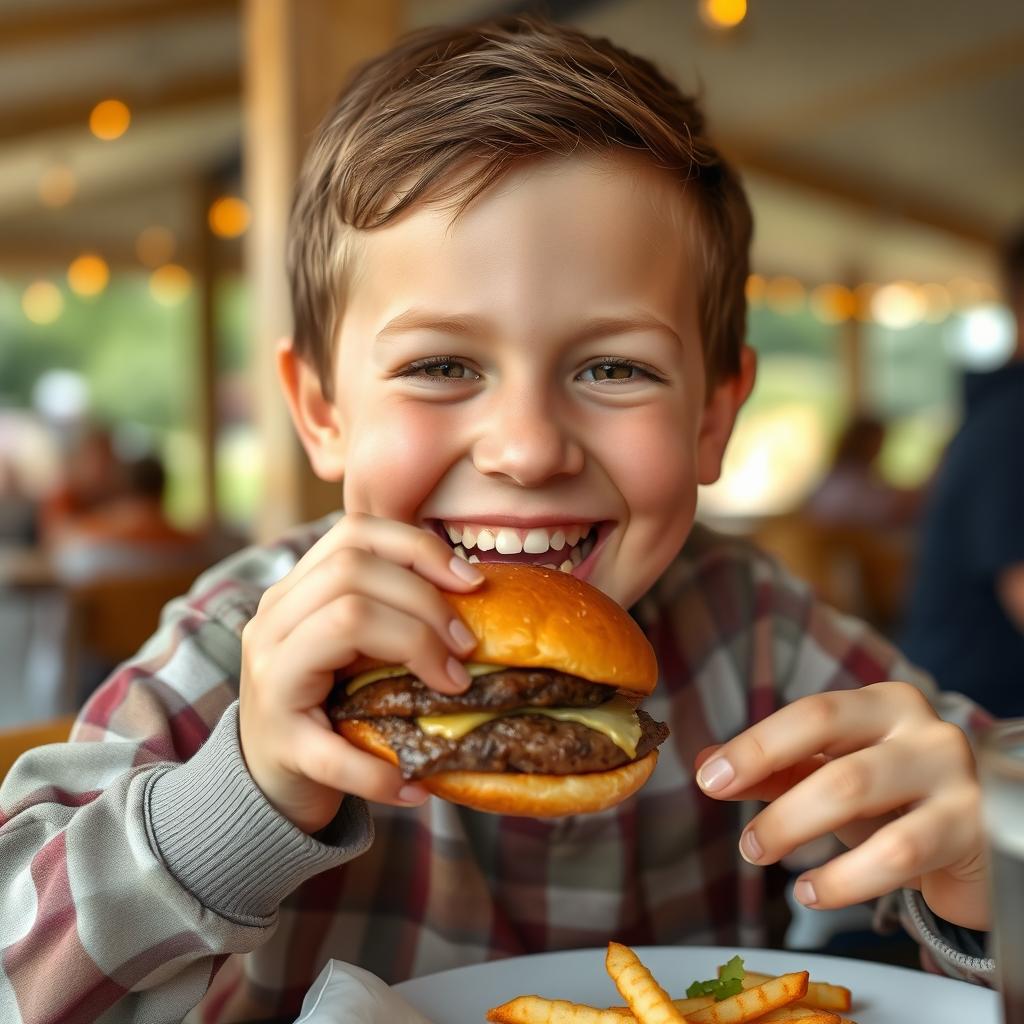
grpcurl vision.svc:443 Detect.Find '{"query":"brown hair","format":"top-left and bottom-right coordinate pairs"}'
top-left (287, 14), bottom-right (752, 398)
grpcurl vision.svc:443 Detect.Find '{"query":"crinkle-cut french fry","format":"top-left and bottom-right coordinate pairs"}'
top-left (753, 1007), bottom-right (841, 1024)
top-left (686, 972), bottom-right (808, 1024)
top-left (486, 994), bottom-right (634, 1023)
top-left (605, 942), bottom-right (690, 1024)
top-left (725, 970), bottom-right (851, 1013)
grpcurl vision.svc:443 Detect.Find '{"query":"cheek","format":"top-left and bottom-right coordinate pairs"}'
top-left (341, 400), bottom-right (456, 521)
top-left (598, 405), bottom-right (699, 519)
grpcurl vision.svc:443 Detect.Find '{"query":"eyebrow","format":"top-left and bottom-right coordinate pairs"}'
top-left (375, 308), bottom-right (681, 346)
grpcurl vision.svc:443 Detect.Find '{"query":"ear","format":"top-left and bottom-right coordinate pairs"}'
top-left (696, 345), bottom-right (757, 486)
top-left (274, 337), bottom-right (347, 481)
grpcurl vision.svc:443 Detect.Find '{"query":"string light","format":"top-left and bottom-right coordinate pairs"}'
top-left (67, 254), bottom-right (110, 297)
top-left (22, 281), bottom-right (64, 324)
top-left (870, 281), bottom-right (927, 329)
top-left (748, 275), bottom-right (993, 326)
top-left (809, 283), bottom-right (857, 324)
top-left (89, 99), bottom-right (131, 141)
top-left (208, 196), bottom-right (250, 238)
top-left (38, 164), bottom-right (77, 208)
top-left (149, 264), bottom-right (192, 305)
top-left (700, 0), bottom-right (747, 29)
top-left (765, 276), bottom-right (806, 314)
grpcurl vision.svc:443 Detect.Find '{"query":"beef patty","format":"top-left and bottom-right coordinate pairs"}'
top-left (373, 709), bottom-right (669, 780)
top-left (330, 667), bottom-right (613, 719)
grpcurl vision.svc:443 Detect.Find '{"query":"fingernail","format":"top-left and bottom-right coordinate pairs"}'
top-left (697, 756), bottom-right (734, 793)
top-left (794, 879), bottom-right (818, 907)
top-left (399, 784), bottom-right (429, 805)
top-left (740, 829), bottom-right (763, 864)
top-left (448, 618), bottom-right (477, 651)
top-left (449, 556), bottom-right (484, 583)
top-left (446, 656), bottom-right (472, 691)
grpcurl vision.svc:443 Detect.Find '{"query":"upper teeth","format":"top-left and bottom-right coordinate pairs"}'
top-left (444, 523), bottom-right (590, 554)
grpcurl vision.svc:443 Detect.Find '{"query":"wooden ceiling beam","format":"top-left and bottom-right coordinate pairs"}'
top-left (0, 70), bottom-right (239, 144)
top-left (0, 239), bottom-right (241, 275)
top-left (722, 139), bottom-right (1000, 249)
top-left (752, 30), bottom-right (1024, 140)
top-left (0, 0), bottom-right (237, 50)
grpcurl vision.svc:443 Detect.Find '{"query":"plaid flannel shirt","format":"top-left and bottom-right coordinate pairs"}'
top-left (0, 514), bottom-right (995, 1024)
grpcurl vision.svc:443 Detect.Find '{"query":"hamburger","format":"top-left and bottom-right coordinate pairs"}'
top-left (327, 562), bottom-right (668, 817)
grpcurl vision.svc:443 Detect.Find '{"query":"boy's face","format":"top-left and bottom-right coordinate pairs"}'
top-left (283, 153), bottom-right (754, 608)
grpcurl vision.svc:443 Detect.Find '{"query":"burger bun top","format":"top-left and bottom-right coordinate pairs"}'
top-left (346, 562), bottom-right (658, 695)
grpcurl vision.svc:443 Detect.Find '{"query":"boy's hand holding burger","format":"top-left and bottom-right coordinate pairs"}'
top-left (239, 513), bottom-right (487, 834)
top-left (239, 512), bottom-right (668, 836)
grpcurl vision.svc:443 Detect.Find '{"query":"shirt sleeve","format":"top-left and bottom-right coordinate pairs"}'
top-left (0, 538), bottom-right (373, 1024)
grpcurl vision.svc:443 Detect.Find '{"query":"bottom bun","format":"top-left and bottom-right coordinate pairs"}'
top-left (337, 718), bottom-right (659, 818)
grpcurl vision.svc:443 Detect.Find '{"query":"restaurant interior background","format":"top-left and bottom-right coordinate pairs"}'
top-left (0, 0), bottom-right (1022, 736)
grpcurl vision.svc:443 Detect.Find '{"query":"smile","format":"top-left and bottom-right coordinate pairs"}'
top-left (429, 519), bottom-right (611, 577)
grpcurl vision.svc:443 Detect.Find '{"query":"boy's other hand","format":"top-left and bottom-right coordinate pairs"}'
top-left (694, 681), bottom-right (989, 930)
top-left (239, 513), bottom-right (484, 834)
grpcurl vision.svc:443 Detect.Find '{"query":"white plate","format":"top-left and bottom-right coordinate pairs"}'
top-left (393, 945), bottom-right (998, 1024)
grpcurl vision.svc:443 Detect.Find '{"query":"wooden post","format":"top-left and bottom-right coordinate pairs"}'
top-left (842, 271), bottom-right (866, 414)
top-left (242, 0), bottom-right (400, 542)
top-left (194, 174), bottom-right (220, 531)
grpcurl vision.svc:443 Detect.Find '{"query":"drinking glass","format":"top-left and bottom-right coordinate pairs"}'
top-left (979, 718), bottom-right (1024, 1023)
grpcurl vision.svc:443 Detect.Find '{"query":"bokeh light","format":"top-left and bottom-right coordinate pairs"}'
top-left (809, 283), bottom-right (857, 324)
top-left (745, 273), bottom-right (767, 305)
top-left (89, 99), bottom-right (131, 141)
top-left (870, 281), bottom-right (926, 329)
top-left (208, 196), bottom-right (251, 238)
top-left (853, 282), bottom-right (878, 322)
top-left (67, 253), bottom-right (110, 297)
top-left (38, 164), bottom-right (77, 208)
top-left (22, 281), bottom-right (65, 324)
top-left (135, 225), bottom-right (176, 268)
top-left (765, 276), bottom-right (806, 315)
top-left (149, 263), bottom-right (193, 305)
top-left (700, 0), bottom-right (748, 29)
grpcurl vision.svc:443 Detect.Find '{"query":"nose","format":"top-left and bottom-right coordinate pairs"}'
top-left (470, 385), bottom-right (585, 487)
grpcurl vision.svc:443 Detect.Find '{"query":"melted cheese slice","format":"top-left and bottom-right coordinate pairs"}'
top-left (345, 662), bottom-right (504, 696)
top-left (416, 695), bottom-right (642, 759)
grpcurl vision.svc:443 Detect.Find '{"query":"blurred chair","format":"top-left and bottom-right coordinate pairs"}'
top-left (753, 513), bottom-right (913, 634)
top-left (62, 566), bottom-right (201, 706)
top-left (0, 714), bottom-right (75, 784)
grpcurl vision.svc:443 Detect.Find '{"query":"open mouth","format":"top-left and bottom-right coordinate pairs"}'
top-left (429, 519), bottom-right (612, 577)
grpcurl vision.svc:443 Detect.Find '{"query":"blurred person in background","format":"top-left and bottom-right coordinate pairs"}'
top-left (49, 452), bottom-right (207, 580)
top-left (0, 452), bottom-right (38, 546)
top-left (903, 228), bottom-right (1024, 718)
top-left (37, 421), bottom-right (126, 545)
top-left (802, 414), bottom-right (922, 530)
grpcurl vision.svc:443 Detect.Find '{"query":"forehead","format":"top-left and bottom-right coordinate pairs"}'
top-left (342, 152), bottom-right (700, 338)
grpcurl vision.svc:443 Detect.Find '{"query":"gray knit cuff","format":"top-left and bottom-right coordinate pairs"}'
top-left (900, 889), bottom-right (995, 984)
top-left (146, 701), bottom-right (374, 925)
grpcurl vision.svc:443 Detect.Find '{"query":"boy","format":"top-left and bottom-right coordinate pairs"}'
top-left (0, 16), bottom-right (994, 1024)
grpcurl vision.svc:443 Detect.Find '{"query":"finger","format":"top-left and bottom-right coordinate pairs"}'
top-left (738, 742), bottom-right (939, 867)
top-left (263, 513), bottom-right (482, 610)
top-left (292, 716), bottom-right (430, 807)
top-left (789, 788), bottom-right (979, 910)
top-left (263, 545), bottom-right (478, 659)
top-left (697, 744), bottom-right (828, 803)
top-left (276, 594), bottom-right (473, 706)
top-left (695, 682), bottom-right (935, 799)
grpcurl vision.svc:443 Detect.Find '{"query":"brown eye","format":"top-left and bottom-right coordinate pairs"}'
top-left (590, 362), bottom-right (636, 381)
top-left (424, 361), bottom-right (467, 378)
